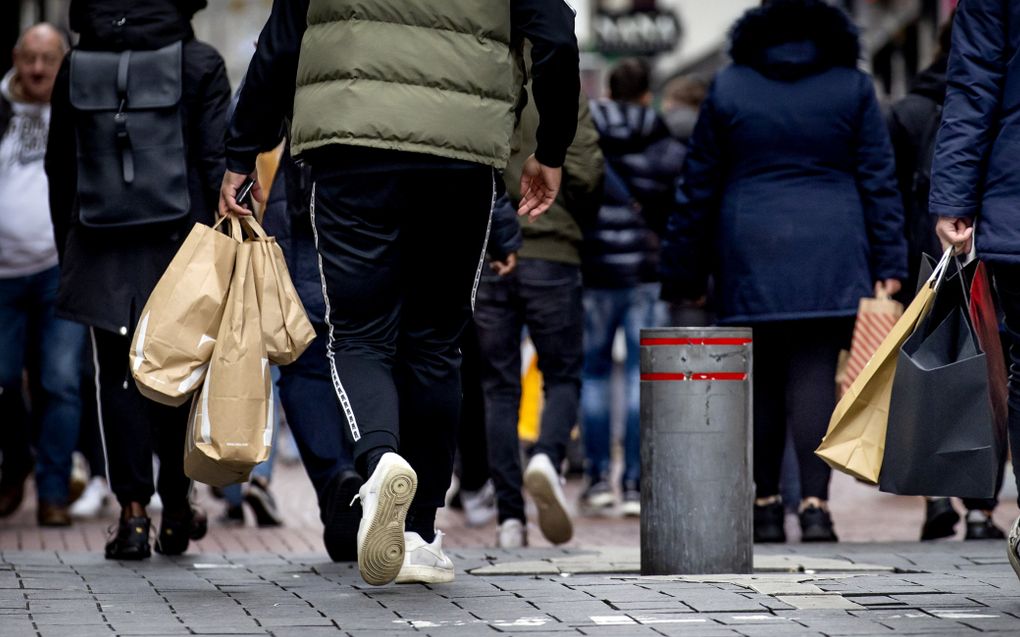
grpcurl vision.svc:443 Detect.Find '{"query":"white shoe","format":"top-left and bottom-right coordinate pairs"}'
top-left (70, 477), bottom-right (110, 518)
top-left (69, 452), bottom-right (89, 503)
top-left (496, 518), bottom-right (527, 549)
top-left (461, 481), bottom-right (497, 528)
top-left (356, 452), bottom-right (417, 586)
top-left (1008, 515), bottom-right (1020, 584)
top-left (523, 453), bottom-right (573, 544)
top-left (396, 531), bottom-right (454, 584)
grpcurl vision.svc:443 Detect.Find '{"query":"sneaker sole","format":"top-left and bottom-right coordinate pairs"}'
top-left (395, 564), bottom-right (455, 585)
top-left (524, 469), bottom-right (572, 545)
top-left (245, 490), bottom-right (283, 528)
top-left (584, 492), bottom-right (616, 510)
top-left (359, 465), bottom-right (417, 586)
top-left (621, 501), bottom-right (641, 518)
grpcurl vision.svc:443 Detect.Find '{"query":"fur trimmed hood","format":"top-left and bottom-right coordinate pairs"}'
top-left (729, 0), bottom-right (860, 81)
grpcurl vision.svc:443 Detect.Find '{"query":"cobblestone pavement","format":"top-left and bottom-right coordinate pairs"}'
top-left (1, 542), bottom-right (1019, 636)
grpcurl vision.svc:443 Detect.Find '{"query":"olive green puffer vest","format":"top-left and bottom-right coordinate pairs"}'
top-left (291, 0), bottom-right (517, 169)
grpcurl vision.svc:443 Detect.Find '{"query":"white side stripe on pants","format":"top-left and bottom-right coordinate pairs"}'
top-left (471, 171), bottom-right (497, 312)
top-left (89, 327), bottom-right (114, 488)
top-left (308, 182), bottom-right (361, 442)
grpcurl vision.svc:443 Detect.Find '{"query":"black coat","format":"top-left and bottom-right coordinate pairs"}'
top-left (584, 99), bottom-right (685, 289)
top-left (888, 59), bottom-right (947, 296)
top-left (660, 0), bottom-right (906, 324)
top-left (46, 1), bottom-right (230, 334)
top-left (929, 0), bottom-right (1020, 263)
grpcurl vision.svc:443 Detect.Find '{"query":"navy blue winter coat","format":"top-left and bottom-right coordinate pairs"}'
top-left (660, 0), bottom-right (907, 324)
top-left (929, 0), bottom-right (1020, 263)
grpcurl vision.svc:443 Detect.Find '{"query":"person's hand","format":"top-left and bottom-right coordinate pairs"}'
top-left (935, 215), bottom-right (974, 255)
top-left (518, 154), bottom-right (561, 220)
top-left (218, 169), bottom-right (263, 217)
top-left (490, 253), bottom-right (517, 277)
top-left (874, 279), bottom-right (902, 299)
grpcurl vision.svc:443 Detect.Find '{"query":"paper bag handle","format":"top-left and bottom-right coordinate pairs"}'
top-left (239, 215), bottom-right (270, 241)
top-left (212, 214), bottom-right (244, 242)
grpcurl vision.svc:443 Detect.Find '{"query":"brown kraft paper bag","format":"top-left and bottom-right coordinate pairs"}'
top-left (130, 216), bottom-right (242, 406)
top-left (242, 216), bottom-right (315, 365)
top-left (185, 241), bottom-right (274, 487)
top-left (815, 249), bottom-right (951, 484)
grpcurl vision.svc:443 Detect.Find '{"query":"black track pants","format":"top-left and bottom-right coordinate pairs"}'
top-left (309, 151), bottom-right (493, 515)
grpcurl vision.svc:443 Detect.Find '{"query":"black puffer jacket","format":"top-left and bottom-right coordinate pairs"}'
top-left (46, 0), bottom-right (230, 334)
top-left (583, 99), bottom-right (685, 289)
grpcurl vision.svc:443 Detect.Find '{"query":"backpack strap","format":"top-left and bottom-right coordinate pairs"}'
top-left (114, 51), bottom-right (134, 184)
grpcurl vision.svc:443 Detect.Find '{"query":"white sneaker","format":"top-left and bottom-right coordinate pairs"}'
top-left (70, 477), bottom-right (110, 518)
top-left (1008, 515), bottom-right (1020, 584)
top-left (69, 452), bottom-right (89, 503)
top-left (356, 452), bottom-right (417, 586)
top-left (497, 518), bottom-right (527, 549)
top-left (396, 531), bottom-right (454, 584)
top-left (461, 480), bottom-right (497, 527)
top-left (523, 454), bottom-right (573, 544)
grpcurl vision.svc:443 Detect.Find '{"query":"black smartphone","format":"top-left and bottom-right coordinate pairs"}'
top-left (236, 177), bottom-right (256, 210)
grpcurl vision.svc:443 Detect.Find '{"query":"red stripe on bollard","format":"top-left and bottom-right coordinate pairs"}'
top-left (640, 373), bottom-right (687, 381)
top-left (640, 337), bottom-right (752, 346)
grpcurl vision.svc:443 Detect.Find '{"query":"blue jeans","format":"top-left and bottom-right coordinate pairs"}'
top-left (0, 266), bottom-right (85, 503)
top-left (581, 284), bottom-right (666, 485)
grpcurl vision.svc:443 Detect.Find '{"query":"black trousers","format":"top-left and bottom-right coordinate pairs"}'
top-left (310, 151), bottom-right (493, 517)
top-left (89, 328), bottom-right (191, 510)
top-left (457, 321), bottom-right (490, 493)
top-left (753, 318), bottom-right (852, 502)
top-left (989, 264), bottom-right (1020, 509)
top-left (474, 259), bottom-right (584, 523)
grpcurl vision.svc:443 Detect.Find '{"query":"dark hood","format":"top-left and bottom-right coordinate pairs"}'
top-left (70, 0), bottom-right (206, 51)
top-left (590, 100), bottom-right (673, 156)
top-left (729, 0), bottom-right (860, 81)
top-left (909, 56), bottom-right (948, 104)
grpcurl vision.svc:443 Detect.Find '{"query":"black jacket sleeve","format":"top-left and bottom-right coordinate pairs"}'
top-left (511, 0), bottom-right (580, 168)
top-left (45, 57), bottom-right (75, 263)
top-left (225, 0), bottom-right (308, 174)
top-left (193, 47), bottom-right (232, 217)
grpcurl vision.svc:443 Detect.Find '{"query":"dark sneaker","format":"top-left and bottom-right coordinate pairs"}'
top-left (965, 511), bottom-right (1006, 540)
top-left (1008, 516), bottom-right (1020, 584)
top-left (323, 470), bottom-right (363, 562)
top-left (799, 506), bottom-right (838, 542)
top-left (754, 500), bottom-right (786, 543)
top-left (621, 480), bottom-right (640, 518)
top-left (581, 479), bottom-right (614, 511)
top-left (156, 505), bottom-right (207, 556)
top-left (37, 502), bottom-right (72, 527)
top-left (105, 516), bottom-right (151, 560)
top-left (245, 478), bottom-right (283, 527)
top-left (0, 478), bottom-right (26, 517)
top-left (921, 498), bottom-right (959, 540)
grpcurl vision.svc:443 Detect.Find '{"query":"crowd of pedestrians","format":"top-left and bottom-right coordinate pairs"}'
top-left (0, 0), bottom-right (1018, 590)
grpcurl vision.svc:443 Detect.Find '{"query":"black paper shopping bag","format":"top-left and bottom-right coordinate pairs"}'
top-left (880, 258), bottom-right (1000, 499)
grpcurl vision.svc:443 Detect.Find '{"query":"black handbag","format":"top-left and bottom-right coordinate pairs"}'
top-left (69, 41), bottom-right (189, 228)
top-left (880, 256), bottom-right (1002, 499)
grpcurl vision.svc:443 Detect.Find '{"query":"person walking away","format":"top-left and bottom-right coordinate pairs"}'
top-left (888, 9), bottom-right (1007, 542)
top-left (0, 24), bottom-right (85, 527)
top-left (475, 90), bottom-right (603, 549)
top-left (452, 201), bottom-right (523, 528)
top-left (660, 0), bottom-right (907, 544)
top-left (222, 0), bottom-right (580, 585)
top-left (46, 0), bottom-right (231, 560)
top-left (582, 58), bottom-right (684, 516)
top-left (928, 0), bottom-right (1020, 583)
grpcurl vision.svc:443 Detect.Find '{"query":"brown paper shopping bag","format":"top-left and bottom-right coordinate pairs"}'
top-left (184, 242), bottom-right (274, 487)
top-left (816, 249), bottom-right (951, 484)
top-left (838, 296), bottom-right (905, 398)
top-left (241, 217), bottom-right (315, 365)
top-left (131, 217), bottom-right (242, 406)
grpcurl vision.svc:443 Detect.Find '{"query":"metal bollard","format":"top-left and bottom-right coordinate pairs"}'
top-left (640, 327), bottom-right (753, 575)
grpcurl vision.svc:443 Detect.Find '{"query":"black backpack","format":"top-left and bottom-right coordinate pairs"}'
top-left (69, 41), bottom-right (189, 228)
